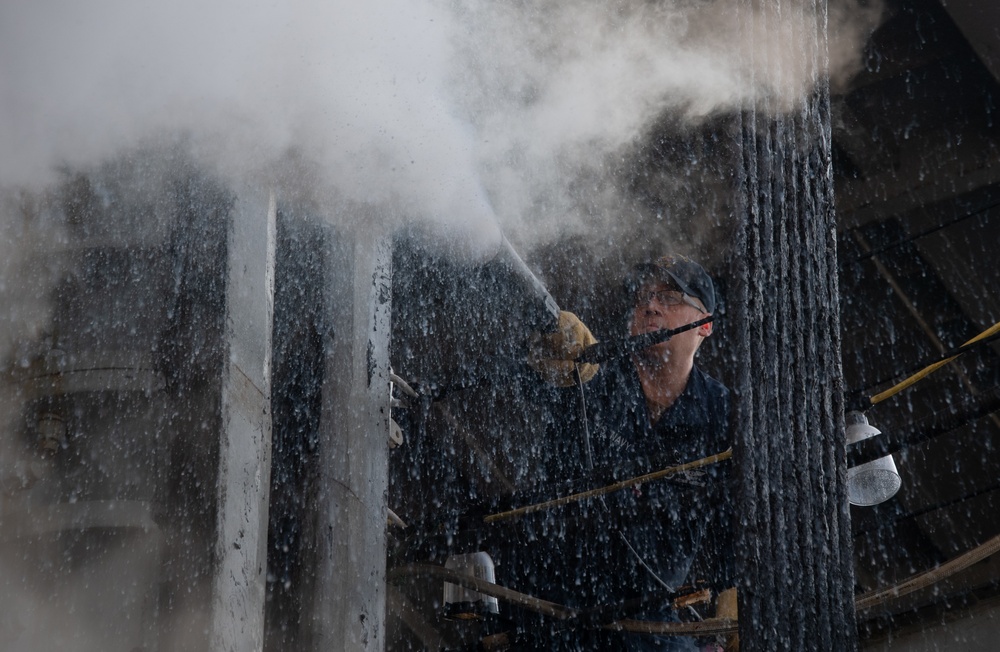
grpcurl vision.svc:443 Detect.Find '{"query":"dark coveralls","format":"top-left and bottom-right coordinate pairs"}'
top-left (518, 356), bottom-right (733, 651)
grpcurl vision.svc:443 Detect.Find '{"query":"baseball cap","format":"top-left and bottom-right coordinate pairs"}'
top-left (630, 254), bottom-right (717, 314)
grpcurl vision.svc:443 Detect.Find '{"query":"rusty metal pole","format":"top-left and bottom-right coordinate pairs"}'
top-left (731, 0), bottom-right (857, 649)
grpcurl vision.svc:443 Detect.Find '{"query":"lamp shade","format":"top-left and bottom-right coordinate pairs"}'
top-left (442, 552), bottom-right (499, 619)
top-left (846, 411), bottom-right (901, 506)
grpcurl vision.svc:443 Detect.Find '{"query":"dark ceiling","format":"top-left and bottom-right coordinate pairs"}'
top-left (833, 0), bottom-right (1000, 640)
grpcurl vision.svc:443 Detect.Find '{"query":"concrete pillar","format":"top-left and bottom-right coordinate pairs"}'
top-left (306, 224), bottom-right (392, 651)
top-left (210, 188), bottom-right (277, 651)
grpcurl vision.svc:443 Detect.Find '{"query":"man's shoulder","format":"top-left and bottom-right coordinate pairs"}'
top-left (689, 365), bottom-right (730, 403)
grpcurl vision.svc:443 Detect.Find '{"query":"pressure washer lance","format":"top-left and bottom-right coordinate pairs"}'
top-left (575, 315), bottom-right (715, 366)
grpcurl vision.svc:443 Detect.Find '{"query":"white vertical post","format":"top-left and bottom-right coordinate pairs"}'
top-left (210, 188), bottom-right (277, 651)
top-left (308, 223), bottom-right (392, 651)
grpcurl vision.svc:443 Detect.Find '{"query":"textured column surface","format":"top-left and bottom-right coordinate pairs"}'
top-left (210, 188), bottom-right (277, 651)
top-left (731, 0), bottom-right (857, 650)
top-left (306, 224), bottom-right (392, 652)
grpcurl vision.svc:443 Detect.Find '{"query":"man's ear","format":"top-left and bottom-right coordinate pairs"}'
top-left (698, 321), bottom-right (714, 337)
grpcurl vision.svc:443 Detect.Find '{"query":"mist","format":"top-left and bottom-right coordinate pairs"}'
top-left (1, 0), bottom-right (881, 255)
top-left (0, 0), bottom-right (884, 439)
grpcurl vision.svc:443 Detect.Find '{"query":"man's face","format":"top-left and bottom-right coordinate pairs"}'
top-left (628, 280), bottom-right (712, 361)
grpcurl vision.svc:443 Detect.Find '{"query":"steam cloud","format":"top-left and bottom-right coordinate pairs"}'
top-left (1, 0), bottom-right (881, 255)
top-left (451, 0), bottom-right (882, 246)
top-left (0, 0), bottom-right (884, 438)
top-left (0, 0), bottom-right (884, 452)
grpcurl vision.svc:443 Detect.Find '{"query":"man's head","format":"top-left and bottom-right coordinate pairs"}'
top-left (627, 254), bottom-right (716, 363)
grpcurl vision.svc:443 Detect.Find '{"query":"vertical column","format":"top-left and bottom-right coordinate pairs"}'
top-left (210, 189), bottom-right (278, 651)
top-left (732, 0), bottom-right (857, 650)
top-left (307, 224), bottom-right (392, 651)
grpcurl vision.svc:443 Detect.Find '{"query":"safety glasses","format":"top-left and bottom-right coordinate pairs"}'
top-left (634, 288), bottom-right (706, 313)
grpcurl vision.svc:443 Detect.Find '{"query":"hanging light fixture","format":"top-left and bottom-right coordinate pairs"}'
top-left (846, 411), bottom-right (901, 506)
top-left (442, 552), bottom-right (500, 620)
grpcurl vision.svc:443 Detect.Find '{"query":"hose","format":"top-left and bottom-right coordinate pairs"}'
top-left (854, 531), bottom-right (1000, 614)
top-left (388, 563), bottom-right (577, 620)
top-left (390, 371), bottom-right (419, 399)
top-left (867, 320), bottom-right (1000, 406)
top-left (386, 563), bottom-right (739, 636)
top-left (608, 617), bottom-right (737, 637)
top-left (483, 449), bottom-right (733, 524)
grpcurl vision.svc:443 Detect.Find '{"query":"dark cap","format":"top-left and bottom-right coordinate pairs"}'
top-left (631, 254), bottom-right (717, 313)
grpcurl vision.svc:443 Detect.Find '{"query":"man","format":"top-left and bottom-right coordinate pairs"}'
top-left (528, 254), bottom-right (735, 651)
top-left (627, 255), bottom-right (722, 428)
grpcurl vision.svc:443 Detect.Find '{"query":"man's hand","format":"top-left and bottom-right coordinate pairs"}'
top-left (527, 311), bottom-right (600, 387)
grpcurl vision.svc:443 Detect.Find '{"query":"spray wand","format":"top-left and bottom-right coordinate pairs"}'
top-left (575, 315), bottom-right (715, 365)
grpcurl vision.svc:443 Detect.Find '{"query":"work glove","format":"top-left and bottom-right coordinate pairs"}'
top-left (527, 310), bottom-right (600, 387)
